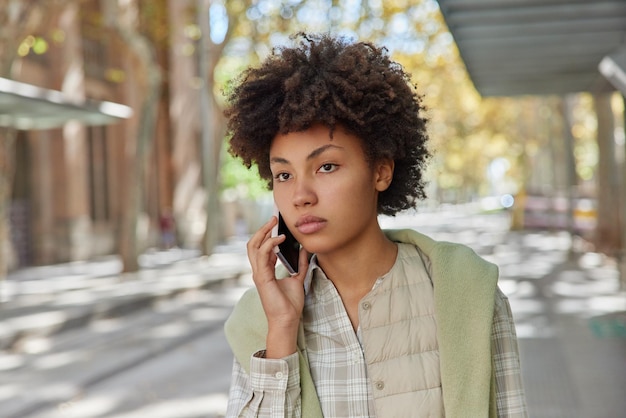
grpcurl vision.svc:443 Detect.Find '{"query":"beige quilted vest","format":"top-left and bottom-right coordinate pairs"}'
top-left (360, 243), bottom-right (443, 417)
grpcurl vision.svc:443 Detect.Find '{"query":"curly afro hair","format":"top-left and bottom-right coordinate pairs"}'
top-left (225, 33), bottom-right (430, 216)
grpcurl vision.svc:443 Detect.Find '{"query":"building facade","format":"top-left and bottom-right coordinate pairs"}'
top-left (8, 0), bottom-right (208, 269)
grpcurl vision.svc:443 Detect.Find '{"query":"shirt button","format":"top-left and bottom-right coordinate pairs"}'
top-left (375, 380), bottom-right (385, 390)
top-left (275, 371), bottom-right (284, 379)
top-left (362, 301), bottom-right (371, 310)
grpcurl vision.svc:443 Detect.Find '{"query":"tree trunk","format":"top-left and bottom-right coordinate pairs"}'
top-left (0, 129), bottom-right (16, 299)
top-left (199, 0), bottom-right (232, 255)
top-left (560, 96), bottom-right (578, 255)
top-left (198, 0), bottom-right (219, 255)
top-left (593, 93), bottom-right (621, 254)
top-left (110, 2), bottom-right (162, 273)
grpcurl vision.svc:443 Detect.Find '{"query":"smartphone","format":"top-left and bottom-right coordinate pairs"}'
top-left (272, 208), bottom-right (300, 275)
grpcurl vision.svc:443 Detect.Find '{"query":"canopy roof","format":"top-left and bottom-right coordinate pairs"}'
top-left (0, 77), bottom-right (132, 130)
top-left (436, 0), bottom-right (626, 96)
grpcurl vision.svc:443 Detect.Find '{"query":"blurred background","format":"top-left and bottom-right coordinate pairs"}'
top-left (0, 0), bottom-right (625, 417)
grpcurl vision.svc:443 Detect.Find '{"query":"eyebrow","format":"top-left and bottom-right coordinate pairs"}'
top-left (270, 144), bottom-right (343, 165)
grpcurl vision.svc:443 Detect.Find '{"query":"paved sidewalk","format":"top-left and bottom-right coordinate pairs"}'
top-left (0, 243), bottom-right (250, 352)
top-left (494, 232), bottom-right (626, 418)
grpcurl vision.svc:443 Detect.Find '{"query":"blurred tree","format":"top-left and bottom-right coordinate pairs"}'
top-left (390, 3), bottom-right (529, 203)
top-left (593, 93), bottom-right (621, 254)
top-left (197, 0), bottom-right (231, 255)
top-left (105, 0), bottom-right (162, 272)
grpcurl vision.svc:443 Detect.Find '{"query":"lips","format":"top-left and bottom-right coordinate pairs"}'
top-left (295, 215), bottom-right (327, 234)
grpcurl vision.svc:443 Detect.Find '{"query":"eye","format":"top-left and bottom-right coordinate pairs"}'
top-left (273, 172), bottom-right (292, 182)
top-left (318, 163), bottom-right (338, 173)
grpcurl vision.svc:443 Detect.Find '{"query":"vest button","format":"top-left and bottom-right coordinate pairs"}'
top-left (375, 380), bottom-right (384, 390)
top-left (362, 301), bottom-right (371, 310)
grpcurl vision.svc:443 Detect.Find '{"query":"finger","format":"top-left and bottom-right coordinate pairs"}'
top-left (246, 217), bottom-right (278, 264)
top-left (251, 234), bottom-right (286, 282)
top-left (258, 233), bottom-right (286, 256)
top-left (247, 216), bottom-right (278, 249)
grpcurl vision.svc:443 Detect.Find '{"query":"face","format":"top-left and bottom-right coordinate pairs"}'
top-left (269, 124), bottom-right (393, 257)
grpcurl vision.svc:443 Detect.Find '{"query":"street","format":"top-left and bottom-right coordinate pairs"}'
top-left (2, 208), bottom-right (626, 417)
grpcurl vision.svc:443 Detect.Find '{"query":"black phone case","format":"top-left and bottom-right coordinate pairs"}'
top-left (277, 214), bottom-right (300, 274)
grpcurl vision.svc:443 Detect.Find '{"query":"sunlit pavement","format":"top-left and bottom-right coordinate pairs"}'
top-left (495, 234), bottom-right (626, 418)
top-left (1, 208), bottom-right (625, 417)
top-left (0, 243), bottom-right (252, 418)
top-left (0, 246), bottom-right (250, 352)
top-left (0, 278), bottom-right (249, 418)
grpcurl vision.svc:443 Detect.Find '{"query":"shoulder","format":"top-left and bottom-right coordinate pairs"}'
top-left (386, 228), bottom-right (498, 280)
top-left (493, 287), bottom-right (514, 318)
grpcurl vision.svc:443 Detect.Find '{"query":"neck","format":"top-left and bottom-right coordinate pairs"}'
top-left (316, 228), bottom-right (398, 297)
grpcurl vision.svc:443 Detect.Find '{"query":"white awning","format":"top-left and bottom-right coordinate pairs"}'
top-left (436, 0), bottom-right (626, 97)
top-left (0, 77), bottom-right (132, 130)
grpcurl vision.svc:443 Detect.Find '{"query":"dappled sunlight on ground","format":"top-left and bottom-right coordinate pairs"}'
top-left (490, 230), bottom-right (626, 417)
top-left (110, 394), bottom-right (228, 418)
top-left (38, 393), bottom-right (229, 418)
top-left (52, 395), bottom-right (119, 418)
top-left (34, 350), bottom-right (86, 370)
top-left (0, 353), bottom-right (24, 371)
top-left (0, 284), bottom-right (239, 417)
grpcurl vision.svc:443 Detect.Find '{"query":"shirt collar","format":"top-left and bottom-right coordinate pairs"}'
top-left (303, 254), bottom-right (321, 296)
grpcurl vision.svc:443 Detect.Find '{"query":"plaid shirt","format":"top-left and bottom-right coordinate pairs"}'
top-left (226, 245), bottom-right (527, 417)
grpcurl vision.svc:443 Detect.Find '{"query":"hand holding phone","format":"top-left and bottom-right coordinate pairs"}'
top-left (272, 208), bottom-right (300, 275)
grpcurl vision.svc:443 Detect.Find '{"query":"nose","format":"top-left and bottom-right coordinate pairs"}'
top-left (291, 176), bottom-right (317, 208)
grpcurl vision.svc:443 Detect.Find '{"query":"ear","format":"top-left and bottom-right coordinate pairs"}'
top-left (374, 158), bottom-right (394, 192)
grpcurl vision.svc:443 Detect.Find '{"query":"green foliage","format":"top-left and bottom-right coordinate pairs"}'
top-left (220, 145), bottom-right (271, 199)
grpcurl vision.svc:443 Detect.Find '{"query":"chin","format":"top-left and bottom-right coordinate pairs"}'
top-left (299, 236), bottom-right (343, 257)
top-left (298, 237), bottom-right (328, 255)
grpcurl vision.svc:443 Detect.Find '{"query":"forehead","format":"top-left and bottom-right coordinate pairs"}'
top-left (269, 124), bottom-right (365, 159)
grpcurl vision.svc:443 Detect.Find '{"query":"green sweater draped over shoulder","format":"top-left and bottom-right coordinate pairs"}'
top-left (224, 229), bottom-right (499, 417)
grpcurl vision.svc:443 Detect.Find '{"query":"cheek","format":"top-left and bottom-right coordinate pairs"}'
top-left (273, 189), bottom-right (289, 209)
top-left (320, 176), bottom-right (377, 205)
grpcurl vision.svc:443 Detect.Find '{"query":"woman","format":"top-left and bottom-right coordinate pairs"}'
top-left (223, 33), bottom-right (527, 418)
